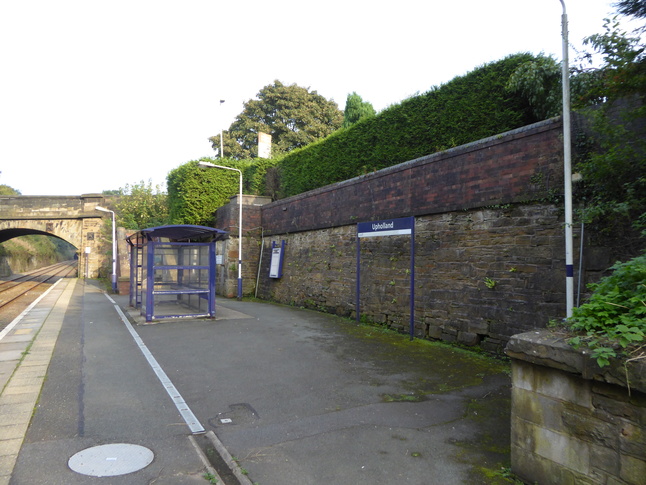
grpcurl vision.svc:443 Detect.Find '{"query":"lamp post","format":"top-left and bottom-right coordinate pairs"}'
top-left (198, 161), bottom-right (243, 299)
top-left (559, 0), bottom-right (574, 318)
top-left (96, 205), bottom-right (117, 293)
top-left (219, 100), bottom-right (225, 158)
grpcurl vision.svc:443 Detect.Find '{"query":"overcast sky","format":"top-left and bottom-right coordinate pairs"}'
top-left (0, 0), bottom-right (636, 196)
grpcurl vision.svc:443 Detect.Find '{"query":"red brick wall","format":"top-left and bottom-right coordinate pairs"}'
top-left (262, 119), bottom-right (563, 236)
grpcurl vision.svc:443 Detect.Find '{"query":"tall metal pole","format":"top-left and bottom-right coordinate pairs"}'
top-left (197, 161), bottom-right (243, 300)
top-left (560, 0), bottom-right (574, 318)
top-left (219, 100), bottom-right (225, 158)
top-left (236, 170), bottom-right (243, 300)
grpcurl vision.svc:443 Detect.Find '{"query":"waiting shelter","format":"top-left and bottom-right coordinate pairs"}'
top-left (126, 225), bottom-right (228, 322)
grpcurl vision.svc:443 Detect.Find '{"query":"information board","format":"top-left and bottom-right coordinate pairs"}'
top-left (269, 240), bottom-right (286, 278)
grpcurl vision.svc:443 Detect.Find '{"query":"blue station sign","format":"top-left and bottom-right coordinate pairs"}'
top-left (357, 216), bottom-right (414, 238)
top-left (356, 216), bottom-right (416, 340)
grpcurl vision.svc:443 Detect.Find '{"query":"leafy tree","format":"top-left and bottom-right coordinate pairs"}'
top-left (574, 18), bottom-right (646, 245)
top-left (209, 81), bottom-right (343, 159)
top-left (614, 0), bottom-right (646, 19)
top-left (0, 185), bottom-right (20, 195)
top-left (114, 180), bottom-right (169, 230)
top-left (506, 55), bottom-right (563, 119)
top-left (507, 12), bottom-right (646, 248)
top-left (0, 172), bottom-right (20, 195)
top-left (342, 92), bottom-right (376, 128)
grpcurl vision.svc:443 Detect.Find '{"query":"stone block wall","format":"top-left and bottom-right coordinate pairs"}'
top-left (507, 331), bottom-right (646, 485)
top-left (214, 118), bottom-right (623, 351)
top-left (256, 204), bottom-right (572, 350)
top-left (215, 195), bottom-right (271, 298)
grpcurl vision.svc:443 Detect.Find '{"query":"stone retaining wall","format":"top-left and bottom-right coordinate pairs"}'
top-left (254, 204), bottom-right (576, 351)
top-left (506, 330), bottom-right (646, 484)
top-left (214, 118), bottom-right (618, 351)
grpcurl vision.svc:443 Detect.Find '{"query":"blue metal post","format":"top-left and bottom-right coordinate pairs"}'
top-left (146, 241), bottom-right (155, 322)
top-left (209, 242), bottom-right (216, 318)
top-left (409, 218), bottom-right (415, 341)
top-left (356, 234), bottom-right (361, 323)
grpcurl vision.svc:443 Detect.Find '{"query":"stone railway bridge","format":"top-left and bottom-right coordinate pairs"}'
top-left (0, 194), bottom-right (112, 278)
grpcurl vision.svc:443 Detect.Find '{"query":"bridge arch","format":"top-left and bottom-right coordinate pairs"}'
top-left (0, 194), bottom-right (112, 277)
top-left (0, 223), bottom-right (80, 248)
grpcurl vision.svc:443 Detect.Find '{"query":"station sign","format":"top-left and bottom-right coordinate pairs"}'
top-left (357, 217), bottom-right (414, 238)
top-left (356, 216), bottom-right (416, 340)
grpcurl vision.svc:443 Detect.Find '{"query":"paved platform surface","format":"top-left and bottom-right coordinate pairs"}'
top-left (0, 278), bottom-right (512, 484)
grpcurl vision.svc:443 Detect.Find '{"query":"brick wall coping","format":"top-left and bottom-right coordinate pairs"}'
top-left (506, 329), bottom-right (646, 394)
top-left (265, 117), bottom-right (561, 212)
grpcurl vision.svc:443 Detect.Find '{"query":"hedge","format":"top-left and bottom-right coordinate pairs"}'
top-left (276, 53), bottom-right (540, 197)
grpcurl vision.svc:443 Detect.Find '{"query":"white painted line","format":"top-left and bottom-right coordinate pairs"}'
top-left (108, 297), bottom-right (205, 434)
top-left (0, 279), bottom-right (63, 342)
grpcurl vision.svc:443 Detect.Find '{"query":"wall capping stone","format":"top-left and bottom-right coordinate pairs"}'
top-left (506, 329), bottom-right (646, 394)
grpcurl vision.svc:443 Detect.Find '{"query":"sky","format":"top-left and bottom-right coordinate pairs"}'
top-left (0, 0), bottom-right (638, 196)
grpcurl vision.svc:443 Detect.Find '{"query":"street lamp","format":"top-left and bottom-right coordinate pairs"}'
top-left (96, 205), bottom-right (117, 293)
top-left (219, 100), bottom-right (225, 158)
top-left (198, 161), bottom-right (243, 299)
top-left (559, 0), bottom-right (574, 318)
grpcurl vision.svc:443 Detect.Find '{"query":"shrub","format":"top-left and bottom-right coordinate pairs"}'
top-left (276, 53), bottom-right (540, 197)
top-left (567, 251), bottom-right (646, 367)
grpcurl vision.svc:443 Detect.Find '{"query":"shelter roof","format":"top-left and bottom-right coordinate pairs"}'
top-left (126, 225), bottom-right (227, 245)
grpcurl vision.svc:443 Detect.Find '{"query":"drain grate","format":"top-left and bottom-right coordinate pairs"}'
top-left (68, 443), bottom-right (154, 477)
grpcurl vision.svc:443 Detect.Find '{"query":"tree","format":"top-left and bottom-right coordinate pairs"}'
top-left (342, 92), bottom-right (376, 128)
top-left (209, 81), bottom-right (343, 159)
top-left (614, 0), bottom-right (646, 19)
top-left (114, 180), bottom-right (169, 230)
top-left (575, 18), bottom-right (646, 244)
top-left (0, 185), bottom-right (20, 195)
top-left (0, 172), bottom-right (21, 195)
top-left (506, 13), bottom-right (646, 250)
top-left (506, 55), bottom-right (563, 120)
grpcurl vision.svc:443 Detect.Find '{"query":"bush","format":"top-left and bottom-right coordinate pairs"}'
top-left (276, 53), bottom-right (540, 197)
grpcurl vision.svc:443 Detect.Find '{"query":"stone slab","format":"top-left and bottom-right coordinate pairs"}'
top-left (506, 329), bottom-right (646, 394)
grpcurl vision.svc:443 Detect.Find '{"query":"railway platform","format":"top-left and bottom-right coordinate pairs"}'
top-left (1, 277), bottom-right (513, 485)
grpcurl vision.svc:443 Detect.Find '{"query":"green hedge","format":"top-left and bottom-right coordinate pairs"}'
top-left (276, 53), bottom-right (539, 197)
top-left (167, 54), bottom-right (541, 215)
top-left (167, 160), bottom-right (245, 226)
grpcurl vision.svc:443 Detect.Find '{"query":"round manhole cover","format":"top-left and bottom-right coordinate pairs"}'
top-left (68, 443), bottom-right (154, 477)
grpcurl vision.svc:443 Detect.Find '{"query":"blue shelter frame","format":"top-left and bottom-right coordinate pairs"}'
top-left (126, 225), bottom-right (228, 322)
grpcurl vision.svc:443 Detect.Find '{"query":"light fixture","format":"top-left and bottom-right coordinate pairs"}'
top-left (198, 161), bottom-right (243, 299)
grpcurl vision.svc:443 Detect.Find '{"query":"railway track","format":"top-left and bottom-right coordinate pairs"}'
top-left (0, 260), bottom-right (77, 331)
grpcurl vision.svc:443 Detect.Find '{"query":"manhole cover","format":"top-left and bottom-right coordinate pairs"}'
top-left (68, 443), bottom-right (154, 477)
